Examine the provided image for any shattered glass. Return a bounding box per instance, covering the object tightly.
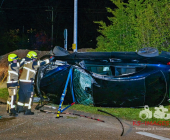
[73,68,94,106]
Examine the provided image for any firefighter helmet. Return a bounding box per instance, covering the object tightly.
[8,54,18,62]
[27,51,37,59]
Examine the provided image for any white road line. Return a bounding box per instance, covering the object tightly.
[0,121,27,134]
[136,132,170,140]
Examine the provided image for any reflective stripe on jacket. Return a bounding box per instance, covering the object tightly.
[19,59,49,82]
[7,59,25,83]
[7,62,19,83]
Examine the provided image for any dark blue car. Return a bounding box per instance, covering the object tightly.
[36,47,170,107]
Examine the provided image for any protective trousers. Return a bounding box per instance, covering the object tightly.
[17,81,34,111]
[6,85,17,113]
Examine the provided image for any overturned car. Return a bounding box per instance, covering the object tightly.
[35,47,170,107]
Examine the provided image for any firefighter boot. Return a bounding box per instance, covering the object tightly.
[7,110,12,116]
[17,106,24,113]
[24,109,34,115]
[10,108,18,117]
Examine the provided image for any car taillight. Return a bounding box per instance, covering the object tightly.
[167,62,170,65]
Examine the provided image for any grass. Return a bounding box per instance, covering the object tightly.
[1,88,170,125]
[49,103,170,126]
[0,88,8,100]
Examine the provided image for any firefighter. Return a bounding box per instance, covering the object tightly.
[6,53,25,116]
[17,51,53,115]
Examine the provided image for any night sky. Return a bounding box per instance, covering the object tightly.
[0,0,115,53]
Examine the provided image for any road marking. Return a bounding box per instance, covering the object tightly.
[136,132,170,140]
[0,121,27,134]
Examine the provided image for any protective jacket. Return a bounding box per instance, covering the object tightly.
[7,58,25,84]
[19,58,49,83]
[7,62,19,84]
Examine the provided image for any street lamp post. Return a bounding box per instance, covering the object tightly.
[72,0,78,52]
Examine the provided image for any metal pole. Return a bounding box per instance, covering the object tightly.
[51,7,54,48]
[73,0,78,52]
[64,29,68,50]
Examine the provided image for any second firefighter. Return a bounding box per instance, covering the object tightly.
[17,51,52,115]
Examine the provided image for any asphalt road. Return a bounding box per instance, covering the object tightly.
[0,104,170,140]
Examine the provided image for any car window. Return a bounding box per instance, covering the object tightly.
[87,65,112,76]
[115,67,136,76]
[111,66,145,76]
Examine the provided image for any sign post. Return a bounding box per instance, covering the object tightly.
[64,29,68,50]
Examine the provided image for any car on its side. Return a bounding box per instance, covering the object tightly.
[35,47,170,107]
